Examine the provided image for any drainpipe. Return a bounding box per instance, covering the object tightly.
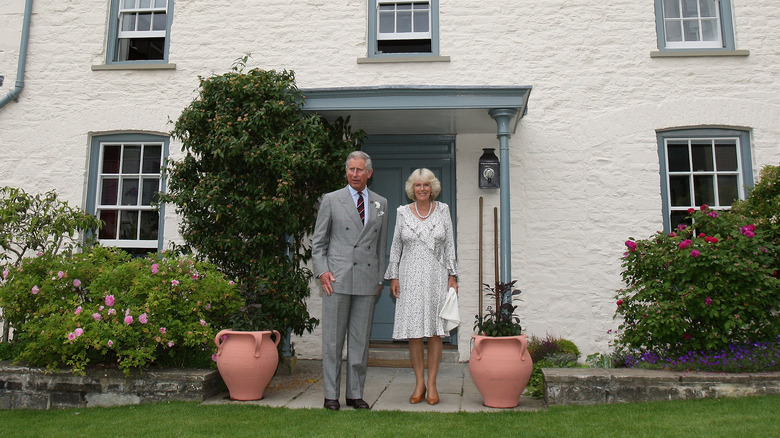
[0,0,34,109]
[489,108,518,285]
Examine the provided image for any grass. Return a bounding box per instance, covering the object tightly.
[1,395,778,438]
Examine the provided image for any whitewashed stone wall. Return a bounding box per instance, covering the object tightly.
[1,1,778,361]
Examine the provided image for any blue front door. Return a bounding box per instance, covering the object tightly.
[362,135,457,343]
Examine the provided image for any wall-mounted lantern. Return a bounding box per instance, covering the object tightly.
[478,148,500,189]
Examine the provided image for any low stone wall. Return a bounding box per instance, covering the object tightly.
[0,361,221,410]
[543,368,780,406]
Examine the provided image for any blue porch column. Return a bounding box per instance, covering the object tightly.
[488,108,518,284]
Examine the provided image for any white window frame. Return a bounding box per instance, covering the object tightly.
[655,0,735,51]
[107,0,173,64]
[87,134,168,253]
[377,1,432,41]
[368,0,440,57]
[657,128,753,231]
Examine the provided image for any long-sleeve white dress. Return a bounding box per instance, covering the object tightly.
[384,202,458,339]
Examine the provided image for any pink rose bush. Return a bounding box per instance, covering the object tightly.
[0,246,242,376]
[615,199,779,359]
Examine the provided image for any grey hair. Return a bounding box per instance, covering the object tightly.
[405,168,441,200]
[345,151,373,172]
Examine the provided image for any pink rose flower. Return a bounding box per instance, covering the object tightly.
[705,297,713,306]
[92,313,101,321]
[679,239,692,249]
[616,299,623,306]
[687,208,695,214]
[205,303,211,310]
[124,315,133,325]
[700,204,708,211]
[108,308,116,315]
[211,354,218,362]
[108,340,114,347]
[139,313,148,324]
[151,263,160,274]
[31,285,39,295]
[200,319,207,327]
[624,240,637,252]
[171,280,179,286]
[708,211,718,218]
[74,328,83,337]
[105,295,115,307]
[57,271,64,278]
[160,327,167,334]
[690,249,700,258]
[168,341,175,347]
[677,224,687,231]
[2,269,8,279]
[683,333,691,340]
[73,279,81,287]
[75,306,82,315]
[67,332,76,341]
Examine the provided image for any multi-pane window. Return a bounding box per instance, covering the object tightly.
[88,135,167,255]
[377,2,431,53]
[655,0,734,50]
[108,0,172,63]
[663,0,721,48]
[368,0,439,56]
[658,129,753,230]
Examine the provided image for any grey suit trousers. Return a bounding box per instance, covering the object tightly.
[321,292,377,400]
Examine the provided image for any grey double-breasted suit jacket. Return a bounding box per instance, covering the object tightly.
[312,187,388,295]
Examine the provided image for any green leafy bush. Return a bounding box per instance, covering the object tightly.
[526,334,581,398]
[474,281,523,337]
[0,246,243,375]
[160,59,361,341]
[615,164,779,358]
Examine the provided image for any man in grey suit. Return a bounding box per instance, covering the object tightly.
[312,151,388,410]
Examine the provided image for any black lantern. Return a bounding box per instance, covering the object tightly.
[478,148,499,189]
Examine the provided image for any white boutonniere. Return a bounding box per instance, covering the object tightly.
[373,201,384,216]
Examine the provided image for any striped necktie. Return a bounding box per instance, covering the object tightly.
[357,191,365,224]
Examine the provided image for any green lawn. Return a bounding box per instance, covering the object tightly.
[1,395,778,437]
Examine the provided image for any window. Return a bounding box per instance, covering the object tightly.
[657,128,753,231]
[368,0,440,57]
[87,134,168,255]
[107,0,173,63]
[655,0,735,50]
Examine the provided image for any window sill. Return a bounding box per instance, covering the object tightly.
[91,63,177,71]
[357,55,451,64]
[650,49,749,58]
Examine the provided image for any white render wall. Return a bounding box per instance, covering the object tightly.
[1,1,779,361]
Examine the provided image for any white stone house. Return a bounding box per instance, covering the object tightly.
[1,0,778,361]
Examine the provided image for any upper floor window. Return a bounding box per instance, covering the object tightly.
[655,0,735,51]
[657,128,753,231]
[368,0,440,57]
[107,0,173,63]
[87,134,168,255]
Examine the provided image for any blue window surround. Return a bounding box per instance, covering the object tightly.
[105,0,174,65]
[367,0,440,58]
[657,127,753,232]
[87,133,168,252]
[654,0,736,51]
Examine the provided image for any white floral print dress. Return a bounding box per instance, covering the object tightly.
[384,202,458,339]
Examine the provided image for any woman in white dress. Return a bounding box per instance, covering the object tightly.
[384,168,458,405]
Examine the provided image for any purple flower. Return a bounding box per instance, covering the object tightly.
[92,312,101,321]
[139,313,148,324]
[124,315,133,325]
[2,269,8,279]
[705,297,713,306]
[31,285,39,295]
[105,295,115,307]
[690,249,700,258]
[74,328,83,337]
[73,279,81,287]
[200,319,207,327]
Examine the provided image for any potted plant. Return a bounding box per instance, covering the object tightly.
[469,280,533,408]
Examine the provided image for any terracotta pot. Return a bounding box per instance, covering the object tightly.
[469,334,533,408]
[214,329,281,400]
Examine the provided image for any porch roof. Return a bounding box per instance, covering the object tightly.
[302,85,532,135]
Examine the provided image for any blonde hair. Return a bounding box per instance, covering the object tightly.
[405,168,441,200]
